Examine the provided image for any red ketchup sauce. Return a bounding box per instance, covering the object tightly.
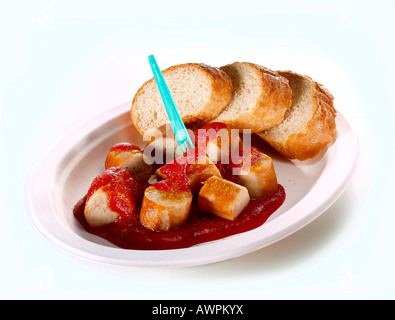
[73,124,286,250]
[156,147,208,191]
[109,142,141,153]
[74,184,285,250]
[84,167,144,225]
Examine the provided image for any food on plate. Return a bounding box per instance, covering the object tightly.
[155,148,222,194]
[195,122,243,164]
[105,143,152,182]
[198,176,250,221]
[143,126,184,167]
[211,62,293,132]
[73,59,338,250]
[257,70,336,160]
[84,188,118,227]
[230,147,278,198]
[74,122,286,249]
[83,167,141,227]
[183,156,222,194]
[130,62,336,161]
[140,180,193,231]
[131,63,233,136]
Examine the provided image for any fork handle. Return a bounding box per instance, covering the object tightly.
[148,55,194,149]
[148,55,176,122]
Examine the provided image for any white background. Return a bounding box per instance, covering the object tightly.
[1,0,394,299]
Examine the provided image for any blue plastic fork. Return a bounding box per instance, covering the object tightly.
[148,55,194,154]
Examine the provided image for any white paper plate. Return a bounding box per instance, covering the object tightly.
[26,101,359,267]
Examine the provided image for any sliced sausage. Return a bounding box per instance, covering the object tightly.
[198,176,250,221]
[140,180,193,232]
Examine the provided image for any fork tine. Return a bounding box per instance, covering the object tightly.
[180,140,192,154]
[186,140,193,151]
[179,143,187,154]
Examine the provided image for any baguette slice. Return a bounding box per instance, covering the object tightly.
[131,63,233,136]
[210,62,292,133]
[257,71,336,160]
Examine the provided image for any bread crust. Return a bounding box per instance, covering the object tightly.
[258,71,336,160]
[131,63,233,136]
[183,63,233,128]
[131,61,336,160]
[214,62,292,133]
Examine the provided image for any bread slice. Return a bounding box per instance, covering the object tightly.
[131,63,233,136]
[257,70,336,160]
[210,62,292,133]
